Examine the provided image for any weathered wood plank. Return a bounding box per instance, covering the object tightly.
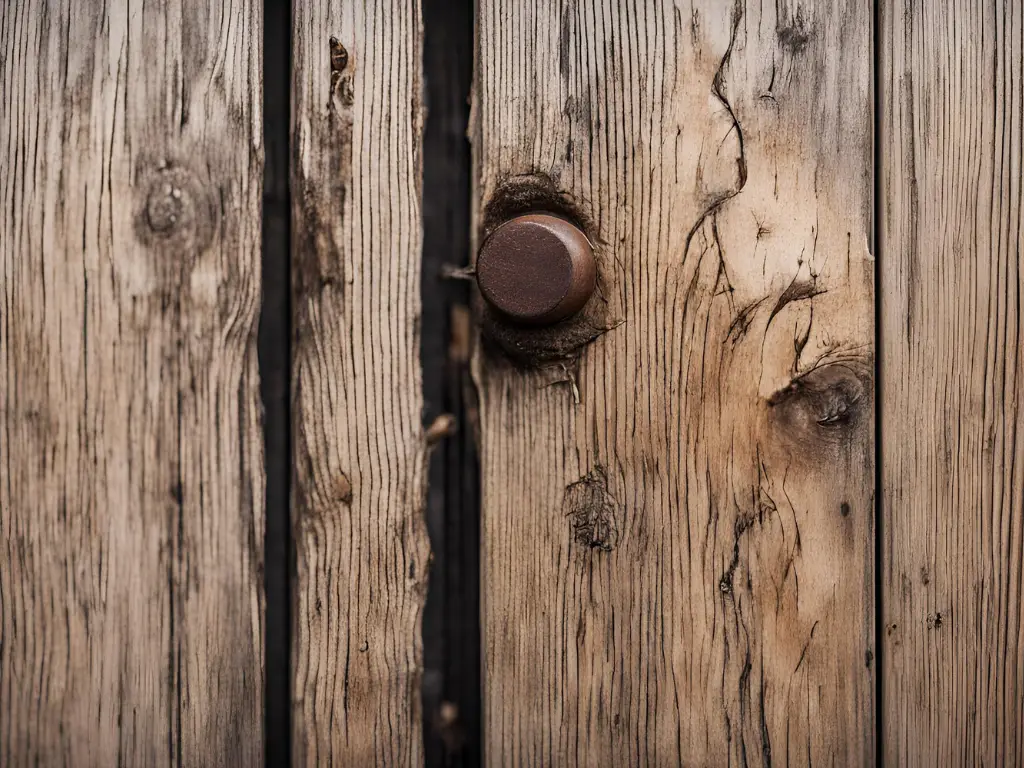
[0,1,264,765]
[881,1,1024,764]
[290,1,430,764]
[473,1,874,763]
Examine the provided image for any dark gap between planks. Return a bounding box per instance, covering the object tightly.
[421,0,481,765]
[259,0,293,763]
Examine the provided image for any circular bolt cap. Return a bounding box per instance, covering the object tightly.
[476,213,596,325]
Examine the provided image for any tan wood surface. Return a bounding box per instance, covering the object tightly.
[881,1,1024,764]
[473,1,875,763]
[290,1,430,764]
[0,0,265,765]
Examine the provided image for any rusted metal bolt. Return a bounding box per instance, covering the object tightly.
[476,213,596,325]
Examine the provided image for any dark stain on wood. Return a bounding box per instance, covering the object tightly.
[480,173,594,240]
[330,36,349,73]
[134,161,217,259]
[478,303,611,367]
[777,9,813,54]
[329,37,355,105]
[292,46,354,323]
[766,361,872,458]
[558,4,572,83]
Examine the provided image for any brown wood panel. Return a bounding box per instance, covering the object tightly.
[290,1,430,763]
[0,1,264,765]
[881,1,1024,764]
[473,1,875,763]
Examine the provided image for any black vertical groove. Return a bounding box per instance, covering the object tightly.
[421,0,480,766]
[260,0,292,764]
[873,0,885,765]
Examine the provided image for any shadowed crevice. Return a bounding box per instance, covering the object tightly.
[421,0,480,765]
[259,0,292,763]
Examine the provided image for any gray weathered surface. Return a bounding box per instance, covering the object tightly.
[473,1,875,763]
[290,1,430,764]
[0,0,265,765]
[881,1,1024,764]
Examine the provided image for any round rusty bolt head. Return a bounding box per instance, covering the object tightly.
[476,213,596,325]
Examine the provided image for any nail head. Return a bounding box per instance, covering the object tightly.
[476,213,596,325]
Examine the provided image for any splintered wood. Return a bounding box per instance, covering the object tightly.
[1,0,264,765]
[474,2,874,763]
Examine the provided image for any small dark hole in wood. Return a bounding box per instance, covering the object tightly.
[329,37,349,72]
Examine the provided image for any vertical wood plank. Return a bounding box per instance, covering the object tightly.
[473,1,875,763]
[0,0,264,765]
[290,1,430,764]
[881,1,1024,764]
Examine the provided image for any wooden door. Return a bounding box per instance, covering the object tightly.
[3,1,1023,766]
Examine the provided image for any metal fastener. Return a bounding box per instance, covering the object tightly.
[475,213,596,325]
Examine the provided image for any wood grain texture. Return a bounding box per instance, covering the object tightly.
[290,1,430,764]
[473,1,874,764]
[881,1,1024,764]
[0,0,264,765]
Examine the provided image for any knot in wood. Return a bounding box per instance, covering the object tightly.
[146,181,186,233]
[137,165,216,255]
